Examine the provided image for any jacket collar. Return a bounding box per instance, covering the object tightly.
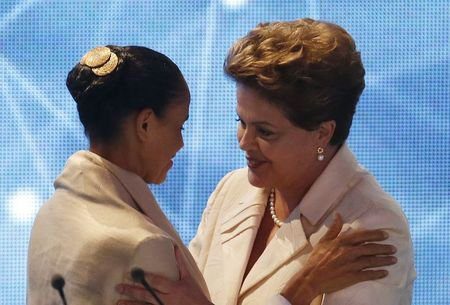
[217,179,311,300]
[299,144,367,226]
[68,151,184,245]
[219,144,368,299]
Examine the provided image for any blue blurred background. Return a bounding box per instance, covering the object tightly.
[0,0,449,304]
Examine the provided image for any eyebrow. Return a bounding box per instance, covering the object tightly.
[237,115,275,128]
[253,121,275,127]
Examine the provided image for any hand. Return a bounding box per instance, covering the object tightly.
[281,214,397,305]
[116,246,212,305]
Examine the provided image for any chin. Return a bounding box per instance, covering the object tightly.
[150,175,167,185]
[247,169,269,188]
[148,161,173,184]
[144,172,168,185]
[151,179,165,185]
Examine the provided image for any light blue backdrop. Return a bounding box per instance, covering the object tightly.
[0,0,449,304]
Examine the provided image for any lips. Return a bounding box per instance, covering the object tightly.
[246,156,267,169]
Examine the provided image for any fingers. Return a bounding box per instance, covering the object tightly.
[144,273,172,294]
[117,300,154,305]
[126,270,174,294]
[350,255,397,271]
[320,213,343,242]
[352,243,396,257]
[340,229,389,245]
[174,245,190,280]
[353,269,389,282]
[116,284,157,304]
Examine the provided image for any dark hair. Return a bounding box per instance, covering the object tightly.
[225,18,365,146]
[66,45,186,143]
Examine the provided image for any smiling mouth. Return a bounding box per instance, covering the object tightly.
[246,157,267,169]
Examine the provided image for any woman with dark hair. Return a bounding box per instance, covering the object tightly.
[28,44,397,305]
[27,45,208,305]
[117,19,414,305]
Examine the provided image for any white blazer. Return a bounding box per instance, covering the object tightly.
[190,144,415,305]
[27,151,209,305]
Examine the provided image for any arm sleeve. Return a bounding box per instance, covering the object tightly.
[323,281,413,305]
[324,206,416,305]
[189,171,235,268]
[128,235,179,281]
[104,234,179,305]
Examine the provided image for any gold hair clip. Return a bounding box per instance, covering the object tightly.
[80,46,118,76]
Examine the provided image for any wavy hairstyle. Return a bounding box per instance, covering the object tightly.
[225,18,365,145]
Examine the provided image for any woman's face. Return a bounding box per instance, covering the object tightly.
[140,89,190,184]
[236,84,321,191]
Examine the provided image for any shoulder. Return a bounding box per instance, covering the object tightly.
[206,167,260,211]
[215,167,249,191]
[130,235,178,280]
[32,187,171,258]
[334,172,416,288]
[193,168,258,235]
[344,172,410,232]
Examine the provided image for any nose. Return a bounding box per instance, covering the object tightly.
[238,126,255,151]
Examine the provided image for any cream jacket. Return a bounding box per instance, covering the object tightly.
[190,144,415,305]
[27,151,209,305]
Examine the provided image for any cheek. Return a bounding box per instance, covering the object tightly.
[260,141,306,166]
[175,131,184,151]
[236,126,243,141]
[257,140,278,159]
[166,130,181,152]
[282,147,315,170]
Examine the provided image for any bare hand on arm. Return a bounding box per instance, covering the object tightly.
[281,214,397,305]
[115,214,396,305]
[115,246,212,305]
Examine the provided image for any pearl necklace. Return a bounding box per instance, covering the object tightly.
[268,188,283,227]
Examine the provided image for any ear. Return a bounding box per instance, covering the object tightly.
[316,120,336,147]
[135,108,154,141]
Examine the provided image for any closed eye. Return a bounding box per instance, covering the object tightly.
[236,117,246,128]
[257,127,274,137]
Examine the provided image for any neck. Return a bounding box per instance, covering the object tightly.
[90,140,140,175]
[275,145,339,215]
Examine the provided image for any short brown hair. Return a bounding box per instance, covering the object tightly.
[225,18,365,145]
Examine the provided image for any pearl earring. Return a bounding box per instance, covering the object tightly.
[317,147,325,161]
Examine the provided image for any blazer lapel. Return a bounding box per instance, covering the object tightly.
[240,144,367,298]
[219,187,267,305]
[239,205,310,297]
[89,153,183,244]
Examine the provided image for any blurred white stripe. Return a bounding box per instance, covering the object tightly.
[0,0,39,31]
[184,0,218,214]
[0,73,52,182]
[0,55,77,127]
